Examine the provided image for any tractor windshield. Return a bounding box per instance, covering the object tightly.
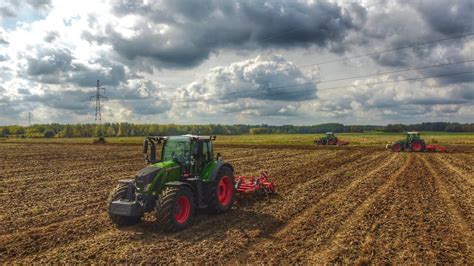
[162,137,191,162]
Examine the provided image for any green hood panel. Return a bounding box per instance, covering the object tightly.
[146,160,181,195]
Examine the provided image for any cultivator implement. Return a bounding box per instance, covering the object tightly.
[336,140,349,146]
[426,144,447,152]
[235,171,275,195]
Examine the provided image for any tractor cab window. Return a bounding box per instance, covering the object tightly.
[194,140,211,162]
[162,138,191,162]
[202,141,209,161]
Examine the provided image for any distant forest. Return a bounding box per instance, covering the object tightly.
[0,122,473,138]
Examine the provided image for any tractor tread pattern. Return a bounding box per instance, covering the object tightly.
[208,166,235,214]
[107,184,141,227]
[156,186,194,232]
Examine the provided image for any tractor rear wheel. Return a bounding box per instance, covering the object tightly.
[317,139,324,145]
[208,166,235,213]
[391,143,402,152]
[107,184,142,227]
[410,140,425,152]
[156,186,195,232]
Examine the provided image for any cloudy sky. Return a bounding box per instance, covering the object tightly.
[0,0,473,126]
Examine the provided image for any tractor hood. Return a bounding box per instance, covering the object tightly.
[135,160,180,193]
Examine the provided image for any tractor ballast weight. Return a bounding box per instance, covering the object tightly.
[388,132,446,152]
[107,134,274,231]
[315,132,349,146]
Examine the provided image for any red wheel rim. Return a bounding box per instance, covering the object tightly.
[392,144,401,152]
[217,176,233,206]
[328,140,336,145]
[411,142,423,152]
[174,196,191,224]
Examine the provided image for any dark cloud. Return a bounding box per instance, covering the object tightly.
[410,0,474,35]
[22,88,91,112]
[407,97,469,105]
[85,0,358,69]
[25,46,73,77]
[0,54,9,61]
[44,31,59,43]
[0,0,52,18]
[0,7,16,19]
[22,45,126,87]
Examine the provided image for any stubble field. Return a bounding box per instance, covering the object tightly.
[0,142,473,264]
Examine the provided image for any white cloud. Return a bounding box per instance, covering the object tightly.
[0,0,473,125]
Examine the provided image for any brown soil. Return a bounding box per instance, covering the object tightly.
[0,143,472,264]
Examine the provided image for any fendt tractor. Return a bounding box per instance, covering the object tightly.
[387,132,446,152]
[315,132,349,146]
[107,135,274,231]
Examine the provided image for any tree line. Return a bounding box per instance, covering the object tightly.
[0,122,472,138]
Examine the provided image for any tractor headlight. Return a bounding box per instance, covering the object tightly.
[135,166,161,190]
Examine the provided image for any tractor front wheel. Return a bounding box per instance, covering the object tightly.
[391,143,402,152]
[107,184,142,227]
[156,186,195,232]
[208,166,235,213]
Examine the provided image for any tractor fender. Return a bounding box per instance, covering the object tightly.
[209,161,234,182]
[164,181,196,195]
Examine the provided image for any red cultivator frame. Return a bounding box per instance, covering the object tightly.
[235,171,275,195]
[426,144,447,152]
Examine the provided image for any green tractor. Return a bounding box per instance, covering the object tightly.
[315,132,349,146]
[388,132,426,152]
[107,135,235,231]
[388,132,447,152]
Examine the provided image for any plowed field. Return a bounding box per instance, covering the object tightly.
[0,143,473,264]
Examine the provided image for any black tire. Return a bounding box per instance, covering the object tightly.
[107,184,142,227]
[156,186,195,232]
[208,166,235,213]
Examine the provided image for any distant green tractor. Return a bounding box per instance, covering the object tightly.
[315,132,349,146]
[388,132,446,152]
[107,135,235,231]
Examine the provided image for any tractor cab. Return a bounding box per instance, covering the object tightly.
[325,132,337,142]
[406,132,421,142]
[143,135,217,177]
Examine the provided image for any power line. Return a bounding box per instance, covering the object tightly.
[222,59,474,97]
[211,32,474,85]
[108,71,473,104]
[180,71,473,102]
[155,32,474,92]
